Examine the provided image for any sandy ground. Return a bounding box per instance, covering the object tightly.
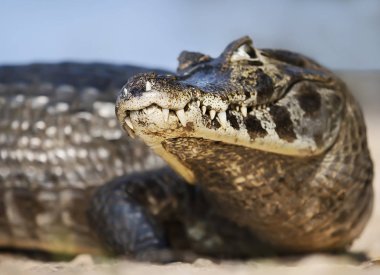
[0,71,379,274]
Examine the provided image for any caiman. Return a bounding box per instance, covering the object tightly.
[0,37,373,260]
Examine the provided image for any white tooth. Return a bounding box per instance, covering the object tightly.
[209,109,216,120]
[123,87,128,96]
[241,106,247,117]
[162,108,169,122]
[196,100,201,107]
[146,81,152,91]
[176,109,187,127]
[124,126,136,138]
[125,116,134,130]
[202,105,207,115]
[235,106,240,111]
[217,111,227,128]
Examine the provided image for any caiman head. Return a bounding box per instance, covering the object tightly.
[116,36,344,183]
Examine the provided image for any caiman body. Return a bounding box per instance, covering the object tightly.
[0,37,374,259]
[0,63,165,254]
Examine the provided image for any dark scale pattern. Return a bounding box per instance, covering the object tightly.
[254,68,275,103]
[245,115,267,139]
[269,105,297,142]
[226,111,240,130]
[296,82,322,117]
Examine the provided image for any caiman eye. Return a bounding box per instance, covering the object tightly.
[177,51,211,74]
[231,44,257,61]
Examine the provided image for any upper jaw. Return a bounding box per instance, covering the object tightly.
[115,74,262,136]
[116,92,228,136]
[116,85,260,139]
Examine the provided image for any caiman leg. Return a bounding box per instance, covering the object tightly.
[89,168,274,260]
[88,168,192,258]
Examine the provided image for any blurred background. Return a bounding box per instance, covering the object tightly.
[0,0,379,70]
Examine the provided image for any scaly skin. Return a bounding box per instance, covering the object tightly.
[0,63,167,255]
[116,36,373,253]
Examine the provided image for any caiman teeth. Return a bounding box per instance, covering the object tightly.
[125,116,134,130]
[176,109,187,126]
[126,100,261,130]
[241,105,247,117]
[162,108,169,122]
[209,109,216,120]
[217,111,227,128]
[202,105,207,115]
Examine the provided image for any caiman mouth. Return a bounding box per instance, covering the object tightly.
[116,78,271,139]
